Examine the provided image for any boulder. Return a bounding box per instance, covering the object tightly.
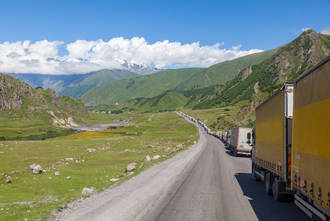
[152,155,161,160]
[176,144,183,149]
[87,148,96,153]
[5,176,11,184]
[65,158,74,161]
[30,164,43,174]
[66,176,71,180]
[110,178,120,182]
[54,171,60,176]
[144,155,151,162]
[125,162,137,172]
[127,171,135,176]
[81,187,96,196]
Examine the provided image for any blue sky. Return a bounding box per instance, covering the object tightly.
[0,0,329,74]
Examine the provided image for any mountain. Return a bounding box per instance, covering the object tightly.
[10,69,138,97]
[193,29,330,125]
[60,69,137,97]
[81,50,274,105]
[10,73,88,93]
[90,30,330,123]
[120,61,160,75]
[176,50,276,90]
[0,74,88,140]
[81,68,205,105]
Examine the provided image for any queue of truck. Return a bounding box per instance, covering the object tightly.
[178,56,330,220]
[251,56,330,220]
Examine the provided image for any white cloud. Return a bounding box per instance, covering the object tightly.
[321,27,330,35]
[0,37,262,74]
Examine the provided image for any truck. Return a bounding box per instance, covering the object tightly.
[229,127,253,156]
[251,56,330,220]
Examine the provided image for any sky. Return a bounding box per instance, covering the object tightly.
[0,0,329,74]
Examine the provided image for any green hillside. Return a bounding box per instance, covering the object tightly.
[81,50,274,105]
[0,74,88,140]
[177,50,276,90]
[92,30,330,132]
[81,68,205,105]
[191,30,330,128]
[60,69,138,98]
[90,85,220,113]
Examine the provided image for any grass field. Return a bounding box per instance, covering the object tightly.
[184,106,245,131]
[0,112,198,221]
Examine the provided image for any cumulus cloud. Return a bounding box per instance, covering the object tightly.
[321,27,330,35]
[0,37,262,74]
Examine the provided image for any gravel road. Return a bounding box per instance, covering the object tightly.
[53,119,310,221]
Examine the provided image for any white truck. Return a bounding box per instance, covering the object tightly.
[229,127,253,156]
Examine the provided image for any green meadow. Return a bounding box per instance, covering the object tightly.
[0,112,198,221]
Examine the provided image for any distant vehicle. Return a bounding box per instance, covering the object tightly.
[225,130,231,149]
[252,56,330,220]
[229,127,253,156]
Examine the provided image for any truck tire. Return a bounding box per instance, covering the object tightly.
[272,178,289,202]
[265,172,273,195]
[252,163,260,181]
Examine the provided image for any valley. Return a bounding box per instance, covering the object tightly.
[0,112,198,220]
[0,28,329,221]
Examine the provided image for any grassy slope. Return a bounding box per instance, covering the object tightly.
[81,68,205,105]
[60,69,138,98]
[178,50,276,90]
[195,31,330,109]
[90,85,220,113]
[0,74,88,140]
[0,112,198,221]
[81,51,274,106]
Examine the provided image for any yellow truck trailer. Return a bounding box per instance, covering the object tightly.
[252,56,330,220]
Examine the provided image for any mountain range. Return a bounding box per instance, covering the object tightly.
[3,29,329,131]
[91,30,330,128]
[81,50,275,105]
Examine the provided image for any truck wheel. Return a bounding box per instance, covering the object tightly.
[272,178,286,201]
[252,163,260,181]
[265,172,272,195]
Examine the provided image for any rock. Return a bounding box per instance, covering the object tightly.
[152,155,161,160]
[194,141,197,144]
[29,163,37,170]
[146,145,154,148]
[176,144,183,149]
[81,187,96,196]
[30,164,43,174]
[65,158,74,161]
[124,149,129,152]
[127,171,135,176]
[66,176,71,180]
[5,176,11,183]
[144,155,151,162]
[54,171,60,176]
[110,178,120,182]
[87,148,96,153]
[165,147,171,153]
[125,162,137,172]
